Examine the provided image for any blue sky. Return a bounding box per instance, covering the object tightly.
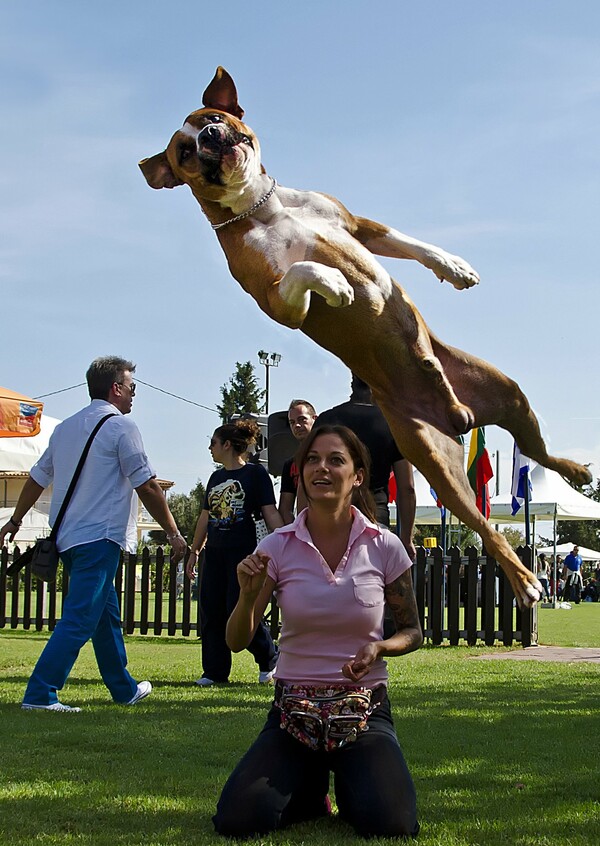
[2,1,599,499]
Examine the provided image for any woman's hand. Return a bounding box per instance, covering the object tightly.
[186,550,198,581]
[341,642,382,682]
[237,552,270,599]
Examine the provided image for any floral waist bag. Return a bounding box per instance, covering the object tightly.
[274,682,383,752]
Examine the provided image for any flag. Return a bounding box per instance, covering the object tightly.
[0,388,43,438]
[388,471,396,503]
[430,486,446,518]
[511,443,534,515]
[467,427,493,518]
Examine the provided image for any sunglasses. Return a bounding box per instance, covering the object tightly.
[116,381,136,396]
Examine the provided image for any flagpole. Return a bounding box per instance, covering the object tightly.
[440,508,446,554]
[523,466,531,546]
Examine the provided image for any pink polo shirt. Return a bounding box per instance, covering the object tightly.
[257,506,412,688]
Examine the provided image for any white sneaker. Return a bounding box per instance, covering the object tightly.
[258,669,275,684]
[126,681,152,705]
[21,702,81,713]
[195,677,216,687]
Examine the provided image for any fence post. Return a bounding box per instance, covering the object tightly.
[464,546,479,646]
[140,547,151,635]
[447,546,461,645]
[0,546,7,629]
[181,550,192,637]
[154,546,164,635]
[167,552,177,637]
[414,547,427,638]
[516,545,536,647]
[482,554,497,645]
[124,551,137,634]
[10,546,22,628]
[430,547,444,645]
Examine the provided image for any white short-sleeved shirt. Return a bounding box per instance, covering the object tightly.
[258,506,412,688]
[30,400,155,554]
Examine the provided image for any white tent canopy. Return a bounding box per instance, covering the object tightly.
[0,414,60,472]
[536,543,600,562]
[0,506,50,541]
[489,464,600,523]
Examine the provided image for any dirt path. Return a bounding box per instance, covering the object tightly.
[475,646,600,663]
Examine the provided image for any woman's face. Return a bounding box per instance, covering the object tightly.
[302,433,363,506]
[209,434,226,464]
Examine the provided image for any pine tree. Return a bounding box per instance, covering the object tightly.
[216,361,264,423]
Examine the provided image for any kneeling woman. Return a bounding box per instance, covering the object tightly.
[214,425,423,839]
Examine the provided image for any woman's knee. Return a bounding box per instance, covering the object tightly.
[344,803,419,839]
[213,782,281,837]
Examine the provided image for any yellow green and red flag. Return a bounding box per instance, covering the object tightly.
[467,427,494,518]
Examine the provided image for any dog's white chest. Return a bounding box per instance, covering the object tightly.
[242,190,392,299]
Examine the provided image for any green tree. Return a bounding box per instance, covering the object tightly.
[216,361,264,423]
[148,479,206,545]
[500,526,526,550]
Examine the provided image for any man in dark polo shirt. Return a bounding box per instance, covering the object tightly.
[316,375,416,559]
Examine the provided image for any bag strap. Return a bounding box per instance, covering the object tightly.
[49,413,117,539]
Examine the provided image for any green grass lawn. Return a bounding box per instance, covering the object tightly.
[537,600,600,647]
[0,606,598,846]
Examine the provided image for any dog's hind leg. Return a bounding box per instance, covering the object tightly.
[498,384,592,487]
[380,413,542,608]
[431,341,592,487]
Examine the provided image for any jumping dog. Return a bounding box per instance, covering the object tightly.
[140,67,591,607]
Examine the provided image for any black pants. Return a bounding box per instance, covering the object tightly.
[563,573,581,604]
[213,691,418,839]
[199,545,277,682]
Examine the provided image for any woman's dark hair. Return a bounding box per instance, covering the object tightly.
[214,419,260,455]
[296,424,378,522]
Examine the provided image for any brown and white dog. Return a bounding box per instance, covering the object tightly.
[140,67,591,608]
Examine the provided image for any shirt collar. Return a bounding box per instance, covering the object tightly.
[278,505,381,544]
[90,398,123,416]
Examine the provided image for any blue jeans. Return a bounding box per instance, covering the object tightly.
[213,691,419,838]
[23,540,138,706]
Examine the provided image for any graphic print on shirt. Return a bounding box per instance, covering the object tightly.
[207,478,246,530]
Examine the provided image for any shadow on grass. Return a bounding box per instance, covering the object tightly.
[2,638,599,845]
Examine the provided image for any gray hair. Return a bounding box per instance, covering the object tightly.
[86,356,136,400]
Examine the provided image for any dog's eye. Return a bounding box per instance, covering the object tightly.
[178,146,193,164]
[209,114,222,122]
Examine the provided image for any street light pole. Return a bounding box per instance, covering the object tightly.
[257,350,281,414]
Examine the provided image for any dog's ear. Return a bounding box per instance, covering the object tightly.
[202,66,245,119]
[139,153,183,190]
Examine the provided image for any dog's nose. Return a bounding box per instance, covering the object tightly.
[199,124,223,142]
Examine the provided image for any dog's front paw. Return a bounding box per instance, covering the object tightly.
[434,253,480,291]
[322,271,355,308]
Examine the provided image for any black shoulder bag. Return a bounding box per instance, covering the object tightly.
[7,413,116,582]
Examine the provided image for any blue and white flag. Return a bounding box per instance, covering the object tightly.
[430,486,446,518]
[511,443,534,515]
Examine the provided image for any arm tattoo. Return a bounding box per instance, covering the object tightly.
[385,571,420,633]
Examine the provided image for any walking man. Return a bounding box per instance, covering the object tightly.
[562,545,583,604]
[0,356,187,711]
